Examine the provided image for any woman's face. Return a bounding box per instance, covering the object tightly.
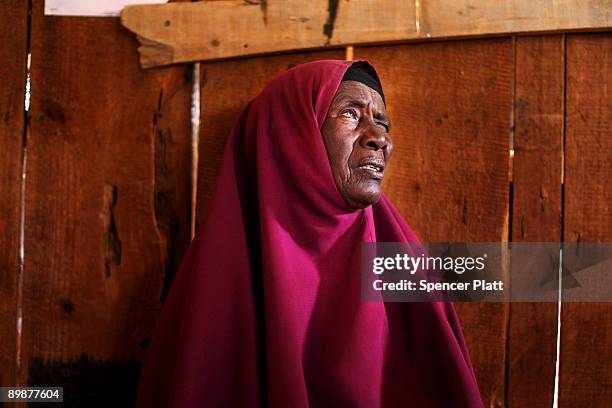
[321,80,393,210]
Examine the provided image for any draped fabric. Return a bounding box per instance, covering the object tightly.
[136,60,483,407]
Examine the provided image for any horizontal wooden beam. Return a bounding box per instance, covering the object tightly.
[120,0,612,68]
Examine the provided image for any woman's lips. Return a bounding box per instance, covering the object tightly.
[359,166,384,180]
[357,159,385,180]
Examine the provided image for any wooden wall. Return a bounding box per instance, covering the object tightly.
[1,1,610,406]
[0,0,28,391]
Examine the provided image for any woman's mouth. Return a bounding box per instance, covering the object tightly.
[357,159,385,180]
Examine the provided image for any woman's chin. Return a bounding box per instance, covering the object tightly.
[343,185,382,209]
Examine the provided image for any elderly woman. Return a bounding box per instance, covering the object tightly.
[136,60,482,407]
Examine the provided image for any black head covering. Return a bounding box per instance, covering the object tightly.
[341,62,386,104]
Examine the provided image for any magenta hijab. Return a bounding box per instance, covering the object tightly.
[136,60,482,407]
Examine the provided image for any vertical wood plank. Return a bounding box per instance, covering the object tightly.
[19,1,192,404]
[560,33,612,406]
[0,0,28,388]
[196,50,345,224]
[508,35,564,408]
[355,39,513,407]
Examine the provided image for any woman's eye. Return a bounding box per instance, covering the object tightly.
[377,122,389,132]
[340,109,358,120]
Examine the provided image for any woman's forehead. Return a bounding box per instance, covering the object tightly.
[332,81,387,116]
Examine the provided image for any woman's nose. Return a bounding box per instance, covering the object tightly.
[360,124,391,152]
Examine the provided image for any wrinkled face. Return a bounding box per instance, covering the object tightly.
[321,80,393,210]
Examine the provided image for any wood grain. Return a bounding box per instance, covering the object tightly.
[19,1,192,404]
[422,0,612,38]
[196,49,344,225]
[120,0,612,68]
[0,0,28,388]
[354,39,513,407]
[507,35,564,408]
[560,33,612,406]
[122,0,415,68]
